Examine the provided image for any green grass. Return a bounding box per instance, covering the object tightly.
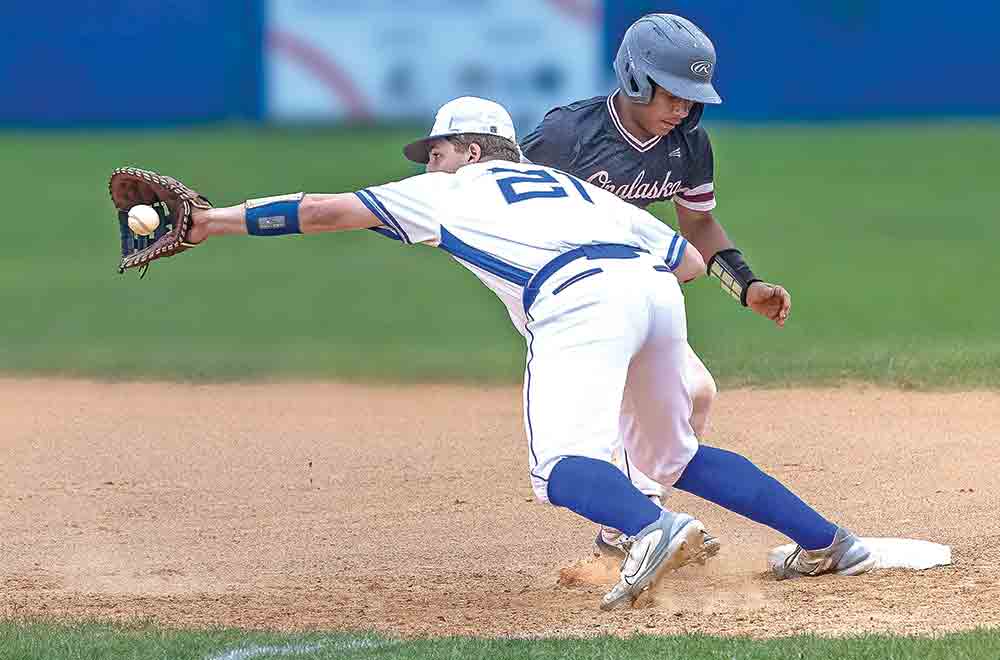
[1,121,998,386]
[1,622,999,660]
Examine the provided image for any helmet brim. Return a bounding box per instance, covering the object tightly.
[403,137,436,164]
[650,70,722,105]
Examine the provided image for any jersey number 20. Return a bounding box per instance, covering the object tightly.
[490,167,593,205]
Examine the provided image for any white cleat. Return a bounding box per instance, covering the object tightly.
[595,526,721,563]
[600,511,715,611]
[771,527,876,580]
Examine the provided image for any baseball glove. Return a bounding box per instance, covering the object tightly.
[109,167,212,276]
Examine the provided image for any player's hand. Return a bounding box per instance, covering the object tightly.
[746,281,791,328]
[186,208,211,245]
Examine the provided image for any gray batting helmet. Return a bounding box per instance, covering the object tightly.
[614,14,722,105]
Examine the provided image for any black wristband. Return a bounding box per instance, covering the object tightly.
[707,248,761,307]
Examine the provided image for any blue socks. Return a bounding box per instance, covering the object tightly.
[545,447,838,551]
[674,445,837,550]
[547,456,661,536]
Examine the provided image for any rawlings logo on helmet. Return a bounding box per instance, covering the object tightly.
[690,60,713,78]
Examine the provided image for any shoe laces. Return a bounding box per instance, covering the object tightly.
[783,545,804,573]
[618,534,641,571]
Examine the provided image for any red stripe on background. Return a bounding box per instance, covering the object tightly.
[679,191,715,203]
[268,30,373,120]
[545,0,599,25]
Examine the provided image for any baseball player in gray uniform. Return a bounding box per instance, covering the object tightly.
[521,14,793,557]
[170,97,872,610]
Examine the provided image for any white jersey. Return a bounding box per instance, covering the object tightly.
[361,160,701,504]
[358,161,688,333]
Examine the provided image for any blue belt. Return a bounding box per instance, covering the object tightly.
[523,243,646,312]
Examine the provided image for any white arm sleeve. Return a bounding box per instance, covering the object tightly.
[356,173,456,246]
[626,206,689,271]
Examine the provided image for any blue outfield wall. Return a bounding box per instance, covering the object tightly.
[1,1,997,125]
[0,1,264,126]
[604,1,1000,120]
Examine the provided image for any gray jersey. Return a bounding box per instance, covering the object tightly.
[520,91,716,212]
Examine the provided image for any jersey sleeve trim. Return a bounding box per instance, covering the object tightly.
[665,233,680,268]
[679,182,714,197]
[674,197,717,212]
[666,237,689,271]
[356,189,412,244]
[675,182,716,212]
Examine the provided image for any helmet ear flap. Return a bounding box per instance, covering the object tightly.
[624,63,641,95]
[614,33,653,104]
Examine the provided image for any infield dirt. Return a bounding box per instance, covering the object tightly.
[1,379,998,637]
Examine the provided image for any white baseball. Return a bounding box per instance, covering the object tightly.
[127,204,160,236]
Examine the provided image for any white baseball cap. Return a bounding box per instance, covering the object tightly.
[404,96,517,164]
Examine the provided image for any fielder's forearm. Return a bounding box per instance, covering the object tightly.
[195,193,379,239]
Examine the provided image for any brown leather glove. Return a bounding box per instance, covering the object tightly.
[109,167,212,275]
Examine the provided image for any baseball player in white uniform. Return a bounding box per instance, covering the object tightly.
[402,99,703,554]
[182,97,873,609]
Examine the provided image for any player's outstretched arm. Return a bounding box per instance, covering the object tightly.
[187,193,379,244]
[108,167,399,275]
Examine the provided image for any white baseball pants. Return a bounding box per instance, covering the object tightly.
[523,252,699,503]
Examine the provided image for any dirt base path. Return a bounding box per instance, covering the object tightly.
[1,379,998,638]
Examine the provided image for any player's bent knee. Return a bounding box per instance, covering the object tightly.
[689,373,717,437]
[628,439,699,491]
[691,371,718,407]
